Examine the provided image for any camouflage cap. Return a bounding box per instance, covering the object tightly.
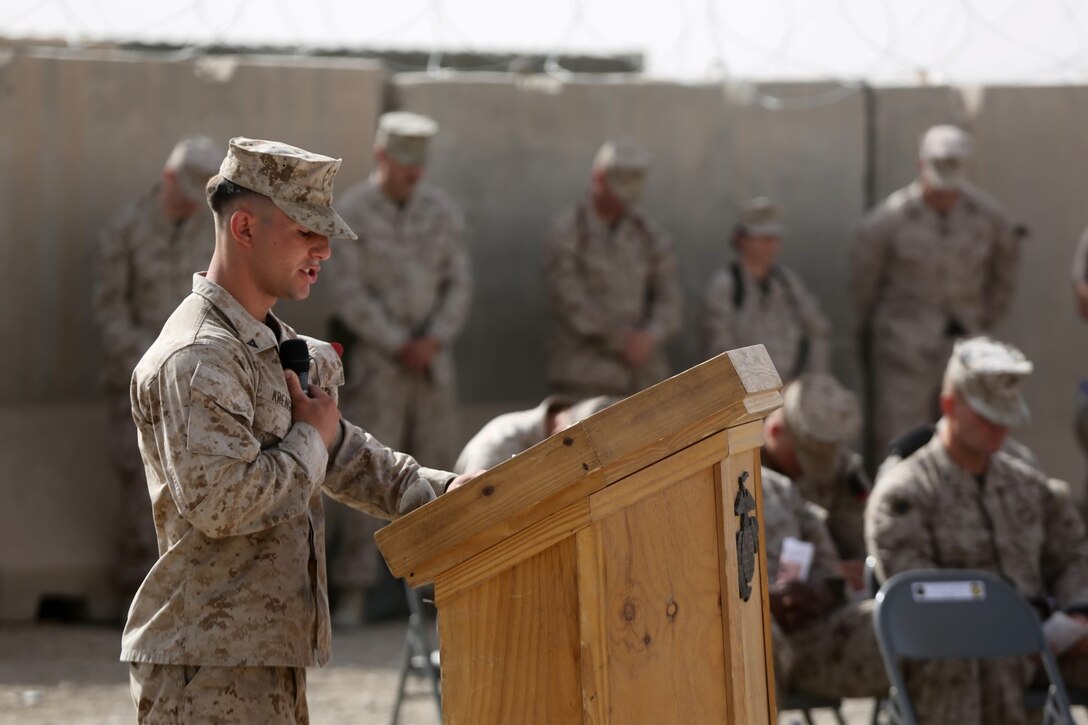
[919,125,973,161]
[738,197,784,238]
[782,374,861,482]
[218,137,357,240]
[164,135,222,204]
[593,138,650,173]
[375,111,438,167]
[593,139,649,206]
[945,336,1033,427]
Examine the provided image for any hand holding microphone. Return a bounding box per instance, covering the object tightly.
[280,339,340,448]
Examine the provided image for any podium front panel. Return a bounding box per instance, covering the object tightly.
[590,462,729,723]
[438,536,583,724]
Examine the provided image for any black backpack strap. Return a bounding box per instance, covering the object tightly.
[730,262,745,309]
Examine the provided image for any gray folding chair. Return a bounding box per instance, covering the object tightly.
[780,690,846,725]
[872,569,1074,725]
[390,581,442,725]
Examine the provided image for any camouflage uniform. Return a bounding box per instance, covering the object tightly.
[543,198,681,396]
[791,447,871,561]
[761,468,887,699]
[129,662,307,724]
[327,176,470,594]
[703,263,830,379]
[852,180,1022,453]
[453,395,616,474]
[94,174,216,597]
[767,373,871,561]
[454,396,571,474]
[331,177,469,466]
[866,437,1088,724]
[122,276,452,697]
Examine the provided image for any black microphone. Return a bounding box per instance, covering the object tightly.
[279,339,311,391]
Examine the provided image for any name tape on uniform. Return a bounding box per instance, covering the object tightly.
[911,580,986,602]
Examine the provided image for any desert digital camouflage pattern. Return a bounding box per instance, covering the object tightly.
[93,186,216,594]
[761,469,887,699]
[791,447,871,561]
[543,199,681,396]
[330,177,470,467]
[129,662,307,724]
[780,374,870,559]
[326,177,469,591]
[219,137,356,240]
[852,181,1022,451]
[702,263,830,379]
[93,188,215,392]
[866,437,1088,724]
[121,275,452,667]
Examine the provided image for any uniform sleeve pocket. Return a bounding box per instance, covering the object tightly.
[186,361,259,460]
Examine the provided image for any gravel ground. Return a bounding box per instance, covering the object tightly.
[4,622,1083,724]
[0,622,443,725]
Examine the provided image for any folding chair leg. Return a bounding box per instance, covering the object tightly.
[389,636,414,725]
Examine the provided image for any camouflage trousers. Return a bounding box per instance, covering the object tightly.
[869,334,956,458]
[129,662,307,724]
[329,363,458,591]
[886,653,1088,725]
[897,657,1035,724]
[109,395,158,600]
[773,599,888,699]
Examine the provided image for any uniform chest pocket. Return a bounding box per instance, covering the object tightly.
[253,386,292,445]
[186,362,261,461]
[890,228,934,272]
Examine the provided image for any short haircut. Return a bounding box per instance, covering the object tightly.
[205,174,263,217]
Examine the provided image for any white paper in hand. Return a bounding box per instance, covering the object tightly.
[1043,611,1088,656]
[778,537,815,583]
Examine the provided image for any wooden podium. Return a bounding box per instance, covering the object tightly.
[376,346,783,724]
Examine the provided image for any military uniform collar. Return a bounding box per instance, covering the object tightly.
[367,173,422,217]
[191,273,283,352]
[580,194,642,235]
[906,180,980,217]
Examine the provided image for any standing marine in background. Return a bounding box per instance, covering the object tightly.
[92,135,221,605]
[327,111,471,624]
[852,124,1025,459]
[543,138,682,397]
[702,196,831,380]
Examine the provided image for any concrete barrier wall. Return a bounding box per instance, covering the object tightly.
[0,48,385,404]
[0,49,385,618]
[968,86,1088,487]
[3,48,1087,618]
[394,77,867,397]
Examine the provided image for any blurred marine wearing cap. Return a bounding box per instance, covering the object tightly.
[866,336,1088,725]
[93,135,222,607]
[702,197,832,381]
[543,138,682,397]
[852,124,1028,460]
[326,111,472,625]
